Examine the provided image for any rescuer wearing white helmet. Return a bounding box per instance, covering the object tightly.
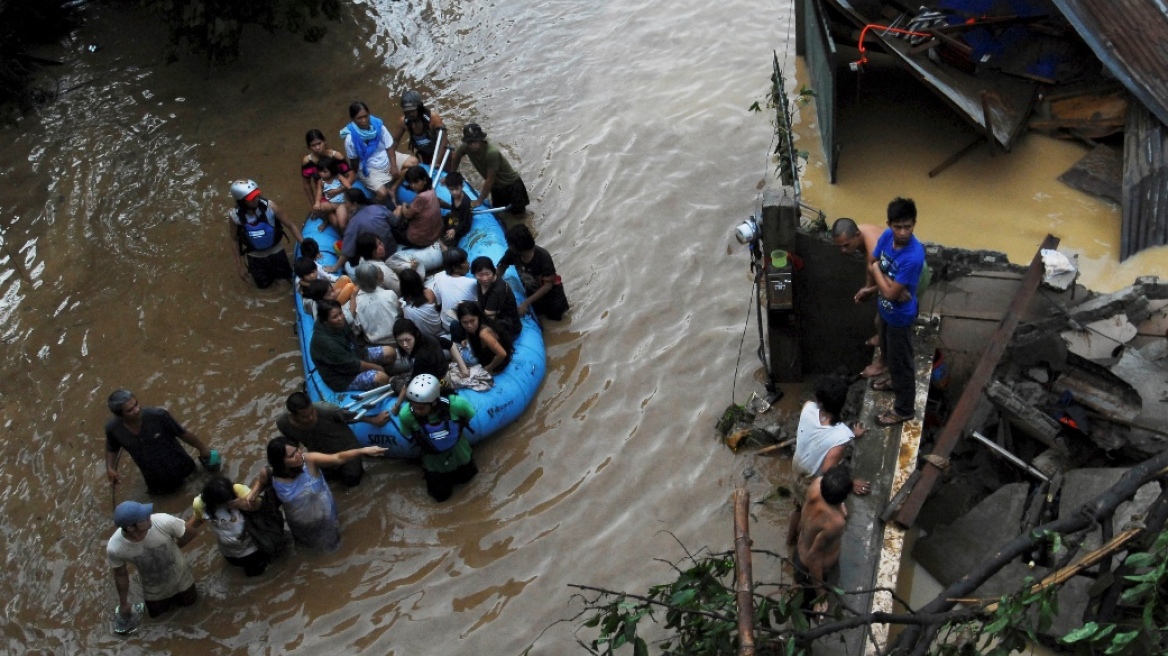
[227,179,303,288]
[397,373,479,501]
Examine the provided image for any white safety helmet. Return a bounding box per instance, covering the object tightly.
[406,374,441,404]
[230,179,260,202]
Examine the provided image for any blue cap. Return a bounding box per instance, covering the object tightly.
[113,501,153,528]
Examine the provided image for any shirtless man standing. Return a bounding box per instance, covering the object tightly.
[794,465,853,613]
[831,217,908,379]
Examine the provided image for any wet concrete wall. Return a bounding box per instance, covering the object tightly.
[793,230,877,375]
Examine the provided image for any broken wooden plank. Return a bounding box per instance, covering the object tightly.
[929,136,985,178]
[984,380,1067,454]
[893,234,1060,529]
[1058,144,1123,203]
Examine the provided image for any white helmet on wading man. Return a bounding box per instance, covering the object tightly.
[229,179,261,202]
[406,374,441,404]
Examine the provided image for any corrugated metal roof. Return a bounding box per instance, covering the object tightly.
[1121,103,1168,260]
[1052,0,1168,127]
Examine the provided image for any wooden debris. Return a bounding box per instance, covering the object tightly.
[984,380,1066,454]
[1058,144,1123,203]
[733,489,755,656]
[894,235,1059,529]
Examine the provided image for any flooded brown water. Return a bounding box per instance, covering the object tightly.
[0,2,1152,653]
[0,2,792,653]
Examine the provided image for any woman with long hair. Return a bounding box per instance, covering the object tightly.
[252,437,386,551]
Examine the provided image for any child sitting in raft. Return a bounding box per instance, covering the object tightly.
[497,224,570,321]
[301,129,353,209]
[294,256,355,305]
[438,171,473,248]
[311,155,351,230]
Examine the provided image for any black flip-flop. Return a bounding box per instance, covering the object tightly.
[870,378,894,392]
[876,410,913,427]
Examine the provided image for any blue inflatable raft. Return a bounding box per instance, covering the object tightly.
[293,173,545,458]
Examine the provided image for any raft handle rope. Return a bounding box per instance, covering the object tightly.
[850,24,933,71]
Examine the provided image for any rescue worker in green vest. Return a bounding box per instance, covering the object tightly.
[397,374,478,502]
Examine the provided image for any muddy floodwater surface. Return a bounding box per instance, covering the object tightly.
[0,1,1160,653]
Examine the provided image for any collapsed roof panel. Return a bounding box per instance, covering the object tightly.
[1050,0,1168,127]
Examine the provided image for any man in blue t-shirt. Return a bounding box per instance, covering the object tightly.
[869,198,925,427]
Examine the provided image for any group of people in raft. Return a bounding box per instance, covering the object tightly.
[106,91,570,629]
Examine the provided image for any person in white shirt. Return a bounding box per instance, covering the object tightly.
[107,501,200,622]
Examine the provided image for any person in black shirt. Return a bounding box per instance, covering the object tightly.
[497,224,570,321]
[104,390,218,495]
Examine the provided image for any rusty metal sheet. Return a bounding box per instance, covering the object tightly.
[1051,0,1168,128]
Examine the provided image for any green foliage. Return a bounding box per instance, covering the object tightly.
[139,0,343,63]
[577,550,811,656]
[572,529,1168,656]
[715,404,749,438]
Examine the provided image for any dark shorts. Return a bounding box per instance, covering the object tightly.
[532,284,570,321]
[225,550,271,577]
[423,459,478,502]
[491,177,529,215]
[247,250,293,289]
[145,583,197,618]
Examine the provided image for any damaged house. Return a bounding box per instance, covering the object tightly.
[796,0,1168,258]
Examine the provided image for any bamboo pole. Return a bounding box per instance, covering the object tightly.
[949,527,1142,610]
[733,489,756,656]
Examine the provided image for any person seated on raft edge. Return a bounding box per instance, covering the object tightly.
[455,301,512,375]
[309,298,396,392]
[310,155,352,231]
[397,373,478,503]
[347,261,401,348]
[392,165,444,250]
[302,128,354,209]
[785,373,871,549]
[497,223,570,321]
[390,90,447,173]
[327,188,398,275]
[438,172,473,249]
[294,256,355,305]
[390,317,469,415]
[471,256,521,342]
[342,101,405,205]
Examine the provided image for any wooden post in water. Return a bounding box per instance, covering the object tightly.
[733,489,755,656]
[761,189,801,383]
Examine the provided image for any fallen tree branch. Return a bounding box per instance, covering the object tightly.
[887,449,1168,655]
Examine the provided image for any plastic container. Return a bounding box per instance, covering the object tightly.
[770,249,788,268]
